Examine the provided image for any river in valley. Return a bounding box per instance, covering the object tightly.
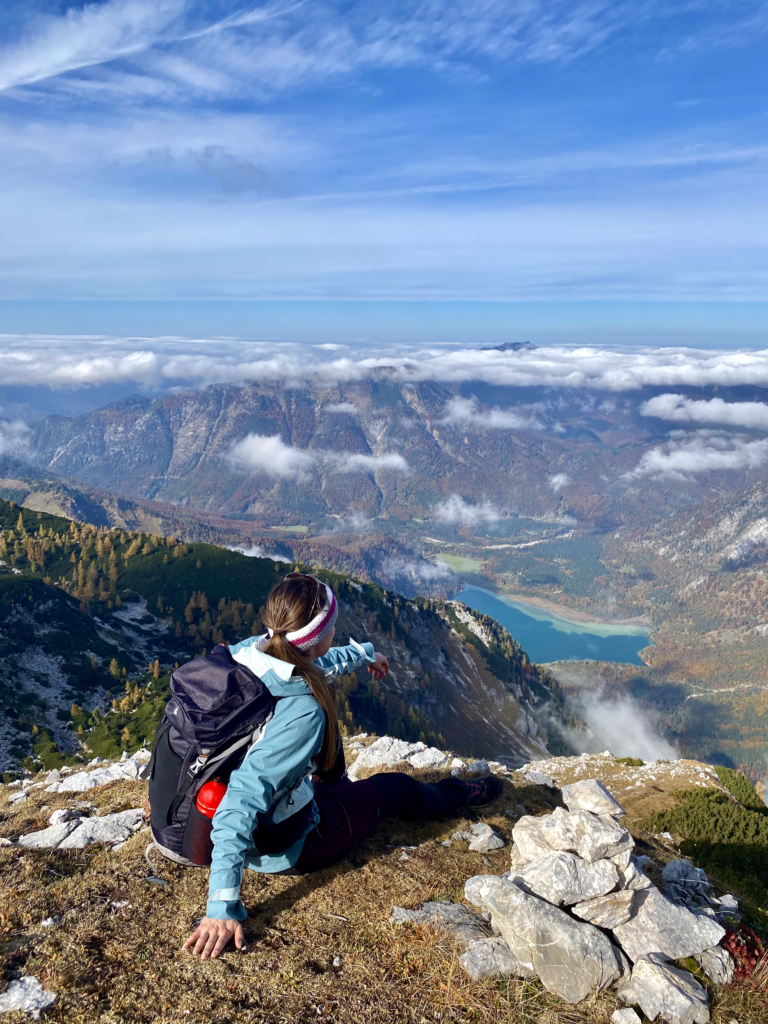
[455,583,651,666]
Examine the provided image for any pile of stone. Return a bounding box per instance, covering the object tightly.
[394,779,736,1024]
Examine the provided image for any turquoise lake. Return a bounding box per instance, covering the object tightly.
[455,583,651,666]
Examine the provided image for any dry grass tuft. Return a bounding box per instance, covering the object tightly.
[0,769,765,1023]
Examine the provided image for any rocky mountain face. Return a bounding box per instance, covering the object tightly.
[22,380,768,530]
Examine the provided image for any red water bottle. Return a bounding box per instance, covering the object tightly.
[196,778,228,818]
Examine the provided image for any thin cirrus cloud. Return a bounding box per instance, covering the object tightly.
[433,494,501,525]
[0,2,764,306]
[624,433,768,481]
[640,393,768,430]
[0,0,720,97]
[227,432,407,479]
[440,396,543,431]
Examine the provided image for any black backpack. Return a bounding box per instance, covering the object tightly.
[144,644,276,866]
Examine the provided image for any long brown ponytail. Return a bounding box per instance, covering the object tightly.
[262,575,340,772]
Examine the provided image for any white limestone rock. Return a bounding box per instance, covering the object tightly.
[512,806,632,865]
[619,860,654,891]
[58,809,144,849]
[562,778,626,818]
[49,808,84,826]
[56,759,141,793]
[510,851,618,907]
[465,874,623,1003]
[467,822,505,853]
[131,747,152,763]
[694,945,734,986]
[390,901,490,945]
[611,1009,642,1024]
[612,886,725,963]
[8,791,29,804]
[523,770,554,787]
[17,820,81,849]
[459,937,534,981]
[43,770,61,785]
[347,736,448,779]
[617,954,710,1024]
[572,889,636,929]
[465,760,491,777]
[0,977,56,1019]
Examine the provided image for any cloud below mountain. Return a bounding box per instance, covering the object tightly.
[433,494,501,525]
[548,473,570,492]
[440,396,543,431]
[324,402,359,415]
[0,418,30,456]
[641,392,768,429]
[227,433,314,479]
[569,692,679,762]
[227,432,407,479]
[624,432,768,480]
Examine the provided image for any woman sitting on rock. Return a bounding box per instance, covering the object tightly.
[184,571,502,959]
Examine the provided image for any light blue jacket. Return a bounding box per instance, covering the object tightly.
[206,636,375,921]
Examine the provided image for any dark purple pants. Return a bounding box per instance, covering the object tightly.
[294,771,470,872]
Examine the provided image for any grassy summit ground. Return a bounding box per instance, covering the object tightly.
[1,745,766,1024]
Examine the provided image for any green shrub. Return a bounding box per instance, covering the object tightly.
[715,766,768,813]
[616,756,645,767]
[638,788,768,933]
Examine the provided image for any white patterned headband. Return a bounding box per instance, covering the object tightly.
[268,578,338,653]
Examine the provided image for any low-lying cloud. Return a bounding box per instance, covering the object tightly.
[641,392,768,429]
[433,494,501,525]
[331,452,407,473]
[382,556,456,585]
[228,434,315,480]
[6,337,768,395]
[440,396,543,431]
[324,402,359,415]
[564,692,679,762]
[227,433,407,480]
[227,544,291,564]
[0,418,30,456]
[625,432,768,481]
[548,473,570,492]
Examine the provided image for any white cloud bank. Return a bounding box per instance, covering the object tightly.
[433,494,501,525]
[625,432,768,481]
[440,396,543,431]
[641,392,768,429]
[6,338,768,394]
[227,432,407,479]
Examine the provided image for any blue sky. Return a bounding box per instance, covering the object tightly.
[0,1,766,342]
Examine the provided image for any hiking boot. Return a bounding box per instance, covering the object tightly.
[465,776,503,807]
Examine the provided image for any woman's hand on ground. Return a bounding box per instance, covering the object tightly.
[183,917,245,959]
[368,652,389,680]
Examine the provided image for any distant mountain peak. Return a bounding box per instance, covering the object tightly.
[480,341,537,352]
